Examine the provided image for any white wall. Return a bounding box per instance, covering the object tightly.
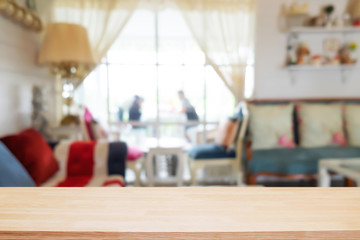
[0,15,53,137]
[254,0,360,99]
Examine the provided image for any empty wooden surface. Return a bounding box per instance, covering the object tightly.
[0,188,360,239]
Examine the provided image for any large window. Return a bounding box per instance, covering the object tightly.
[75,8,252,143]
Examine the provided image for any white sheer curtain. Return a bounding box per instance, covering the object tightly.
[51,0,139,63]
[176,0,257,102]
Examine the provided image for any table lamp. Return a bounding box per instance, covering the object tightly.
[38,23,95,125]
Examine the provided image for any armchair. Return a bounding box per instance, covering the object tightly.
[187,102,249,186]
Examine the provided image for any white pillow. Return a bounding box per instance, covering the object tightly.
[249,104,295,150]
[298,103,345,147]
[344,104,360,146]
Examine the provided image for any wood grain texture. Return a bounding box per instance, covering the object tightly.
[0,188,360,239]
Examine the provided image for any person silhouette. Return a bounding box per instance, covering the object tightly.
[129,95,144,128]
[178,90,199,124]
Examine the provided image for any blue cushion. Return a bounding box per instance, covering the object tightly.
[0,142,35,187]
[188,144,235,160]
[248,147,360,175]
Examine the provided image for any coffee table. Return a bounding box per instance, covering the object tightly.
[123,137,191,186]
[318,159,360,187]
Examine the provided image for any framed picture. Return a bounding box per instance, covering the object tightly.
[323,38,340,57]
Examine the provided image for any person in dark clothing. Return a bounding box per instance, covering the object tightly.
[178,90,199,122]
[178,90,199,141]
[129,95,143,125]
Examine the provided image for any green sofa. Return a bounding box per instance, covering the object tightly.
[246,99,360,185]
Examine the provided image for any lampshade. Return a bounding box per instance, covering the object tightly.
[38,23,94,65]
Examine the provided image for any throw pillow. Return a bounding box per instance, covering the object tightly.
[127,147,144,161]
[344,104,360,146]
[1,128,59,186]
[215,117,240,151]
[90,120,108,140]
[297,103,346,147]
[0,142,35,187]
[249,104,295,150]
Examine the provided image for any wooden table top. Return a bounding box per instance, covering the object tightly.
[0,188,360,239]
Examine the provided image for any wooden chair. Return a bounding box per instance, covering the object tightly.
[188,102,249,186]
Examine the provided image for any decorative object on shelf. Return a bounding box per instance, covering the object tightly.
[287,45,297,65]
[323,38,340,62]
[38,23,95,125]
[286,26,359,83]
[342,13,352,27]
[0,0,42,32]
[349,42,358,62]
[329,56,340,66]
[311,55,322,66]
[340,43,357,65]
[308,15,325,27]
[296,43,310,65]
[354,18,360,27]
[323,5,335,28]
[32,86,51,140]
[288,3,309,15]
[285,2,309,29]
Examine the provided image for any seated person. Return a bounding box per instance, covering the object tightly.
[178,90,199,126]
[129,95,144,129]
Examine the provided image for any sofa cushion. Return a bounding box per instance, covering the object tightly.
[249,147,360,175]
[0,128,59,186]
[344,104,360,146]
[0,142,35,187]
[188,144,235,160]
[249,104,295,150]
[298,103,345,147]
[215,117,239,151]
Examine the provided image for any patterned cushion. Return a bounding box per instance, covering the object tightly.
[298,103,345,148]
[42,140,127,187]
[344,104,360,146]
[249,104,295,150]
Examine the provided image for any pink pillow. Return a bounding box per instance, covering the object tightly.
[278,135,295,148]
[127,147,143,161]
[84,107,94,140]
[333,132,347,146]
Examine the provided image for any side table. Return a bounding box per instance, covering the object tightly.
[146,147,184,187]
[318,158,360,187]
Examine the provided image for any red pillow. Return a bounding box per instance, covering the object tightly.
[1,128,59,186]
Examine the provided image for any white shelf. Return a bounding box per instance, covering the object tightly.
[289,26,360,34]
[286,65,358,84]
[286,65,358,71]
